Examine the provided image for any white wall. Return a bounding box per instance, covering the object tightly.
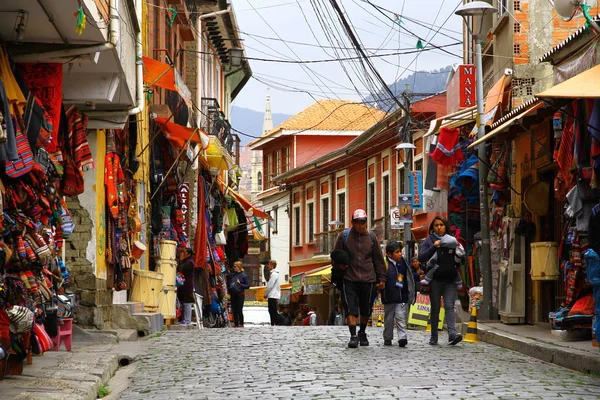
[263,192,290,284]
[80,131,100,277]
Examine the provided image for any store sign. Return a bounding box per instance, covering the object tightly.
[280,289,291,305]
[410,171,423,210]
[446,64,476,113]
[291,274,303,294]
[304,275,323,295]
[408,293,444,329]
[178,183,190,235]
[398,195,413,223]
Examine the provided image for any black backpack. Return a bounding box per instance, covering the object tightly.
[330,229,377,289]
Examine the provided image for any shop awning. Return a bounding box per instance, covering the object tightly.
[423,106,477,138]
[281,283,293,290]
[205,136,233,171]
[536,64,600,99]
[155,118,209,150]
[142,56,192,106]
[226,187,272,220]
[305,266,332,278]
[483,75,511,126]
[468,101,543,149]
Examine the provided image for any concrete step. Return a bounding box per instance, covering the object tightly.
[111,304,163,336]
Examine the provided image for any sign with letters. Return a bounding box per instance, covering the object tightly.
[410,171,423,210]
[446,64,476,113]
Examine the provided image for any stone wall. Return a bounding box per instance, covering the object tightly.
[65,197,111,329]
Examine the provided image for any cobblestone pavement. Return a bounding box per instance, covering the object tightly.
[120,326,600,399]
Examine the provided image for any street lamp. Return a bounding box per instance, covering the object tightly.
[395,142,416,262]
[455,1,497,321]
[229,47,244,68]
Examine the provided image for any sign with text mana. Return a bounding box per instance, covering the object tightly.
[408,293,445,330]
[446,64,476,113]
[410,171,423,210]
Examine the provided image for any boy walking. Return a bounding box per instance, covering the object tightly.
[381,241,416,347]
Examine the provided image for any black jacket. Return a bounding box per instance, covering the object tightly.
[333,228,386,283]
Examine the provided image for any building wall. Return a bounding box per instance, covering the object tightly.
[294,135,355,167]
[262,192,291,283]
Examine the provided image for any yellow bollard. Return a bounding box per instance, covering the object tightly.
[376,314,383,327]
[464,307,478,343]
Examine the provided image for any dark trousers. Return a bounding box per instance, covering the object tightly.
[230,292,245,327]
[268,298,279,326]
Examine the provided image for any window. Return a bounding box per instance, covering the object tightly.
[368,182,375,223]
[383,175,390,218]
[283,147,290,173]
[271,207,278,235]
[337,193,346,223]
[257,171,262,187]
[398,166,406,195]
[498,0,508,17]
[265,154,271,189]
[274,150,281,176]
[414,159,423,172]
[336,172,347,225]
[320,179,330,232]
[307,203,315,243]
[294,206,301,245]
[322,197,330,231]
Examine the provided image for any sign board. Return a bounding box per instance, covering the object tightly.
[446,64,476,114]
[410,171,423,210]
[390,206,402,229]
[291,274,303,294]
[280,289,291,305]
[398,194,413,223]
[304,275,323,295]
[178,183,190,236]
[408,293,445,329]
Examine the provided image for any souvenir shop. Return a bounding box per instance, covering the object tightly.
[0,50,94,376]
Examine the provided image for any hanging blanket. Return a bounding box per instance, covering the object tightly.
[18,63,62,153]
[431,126,464,166]
[66,106,94,171]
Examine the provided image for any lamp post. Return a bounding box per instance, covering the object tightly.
[455,1,497,321]
[396,142,416,262]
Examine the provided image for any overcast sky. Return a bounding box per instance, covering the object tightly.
[232,0,465,115]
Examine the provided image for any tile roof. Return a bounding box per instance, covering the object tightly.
[261,99,386,137]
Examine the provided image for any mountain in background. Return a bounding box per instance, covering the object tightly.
[369,65,453,111]
[230,106,293,146]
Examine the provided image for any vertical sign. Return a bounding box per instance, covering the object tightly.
[390,206,402,229]
[178,183,190,235]
[459,65,476,108]
[410,171,423,210]
[398,194,413,223]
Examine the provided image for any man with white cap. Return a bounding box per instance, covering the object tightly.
[333,209,386,348]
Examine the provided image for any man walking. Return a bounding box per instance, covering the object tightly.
[333,209,386,348]
[264,260,280,326]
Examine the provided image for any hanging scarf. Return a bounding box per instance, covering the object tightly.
[431,126,464,166]
[556,107,575,187]
[105,152,124,220]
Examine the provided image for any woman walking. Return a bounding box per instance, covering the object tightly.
[228,261,250,327]
[418,216,463,346]
[177,248,196,325]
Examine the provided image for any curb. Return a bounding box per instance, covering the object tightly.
[463,322,600,375]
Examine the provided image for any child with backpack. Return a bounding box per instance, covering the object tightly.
[381,241,416,347]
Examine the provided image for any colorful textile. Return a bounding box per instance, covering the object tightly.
[105,152,124,220]
[431,127,464,166]
[588,99,600,169]
[66,106,94,171]
[0,48,26,114]
[18,63,63,153]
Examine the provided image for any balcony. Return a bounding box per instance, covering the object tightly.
[201,97,239,163]
[314,229,344,256]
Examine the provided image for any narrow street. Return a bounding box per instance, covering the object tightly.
[120,327,600,399]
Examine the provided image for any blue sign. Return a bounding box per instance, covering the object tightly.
[410,171,423,210]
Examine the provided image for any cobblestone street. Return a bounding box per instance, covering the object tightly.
[119,326,600,399]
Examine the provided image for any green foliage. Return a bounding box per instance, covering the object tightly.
[98,384,110,398]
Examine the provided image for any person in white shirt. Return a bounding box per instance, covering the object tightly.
[308,306,318,326]
[264,260,281,326]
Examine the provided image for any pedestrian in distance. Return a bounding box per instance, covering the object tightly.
[227,261,250,328]
[327,303,344,326]
[418,216,463,346]
[278,306,292,326]
[381,241,416,347]
[332,209,386,348]
[304,306,318,326]
[176,248,195,325]
[292,311,304,326]
[264,260,281,326]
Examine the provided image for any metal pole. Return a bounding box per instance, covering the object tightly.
[403,149,412,262]
[474,37,495,320]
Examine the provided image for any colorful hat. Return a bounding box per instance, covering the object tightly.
[352,209,367,221]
